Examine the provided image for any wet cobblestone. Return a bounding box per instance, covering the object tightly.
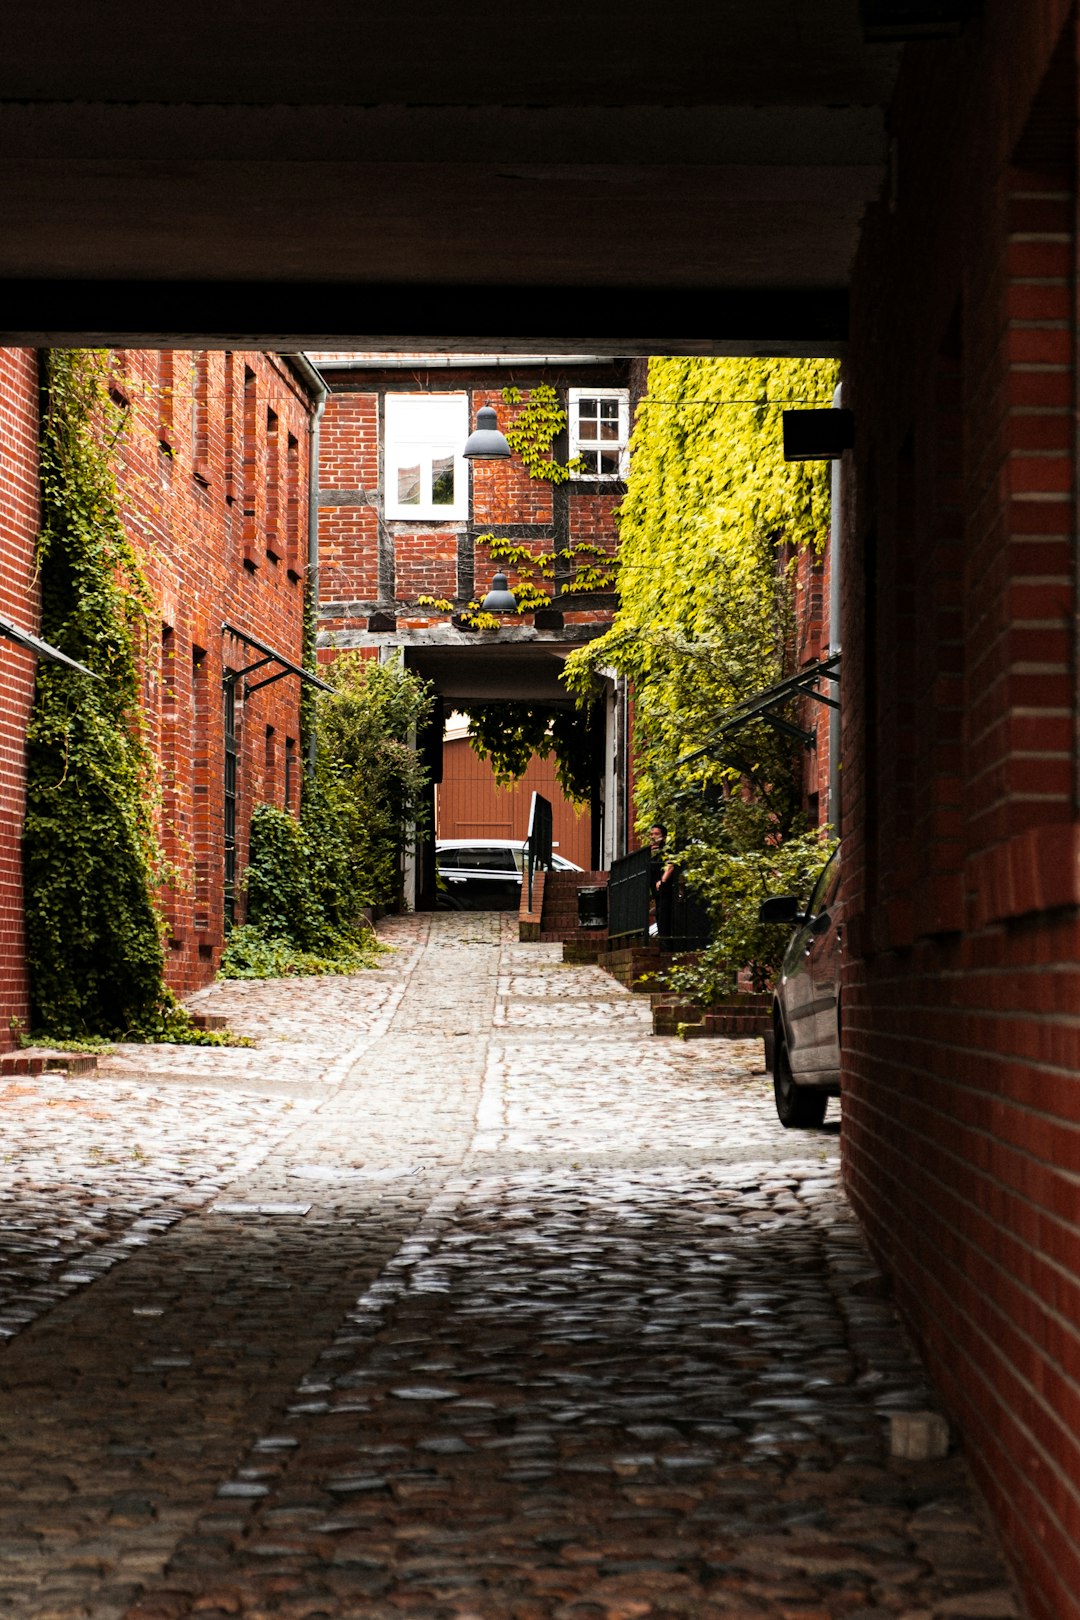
[0,915,1019,1620]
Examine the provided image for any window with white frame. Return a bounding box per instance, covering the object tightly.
[568,387,630,479]
[384,393,469,520]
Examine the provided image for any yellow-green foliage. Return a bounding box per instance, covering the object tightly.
[564,356,838,998]
[565,356,836,812]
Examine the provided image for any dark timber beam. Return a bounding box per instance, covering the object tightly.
[0,284,850,357]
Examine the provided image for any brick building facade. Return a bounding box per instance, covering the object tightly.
[0,350,42,1045]
[312,357,632,896]
[0,348,319,1044]
[841,8,1080,1616]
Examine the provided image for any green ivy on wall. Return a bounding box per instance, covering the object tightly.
[564,356,839,997]
[418,385,615,628]
[22,350,235,1043]
[500,384,582,483]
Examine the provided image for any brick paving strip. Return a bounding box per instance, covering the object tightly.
[0,918,1020,1620]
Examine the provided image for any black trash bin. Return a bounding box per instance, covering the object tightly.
[577,885,608,930]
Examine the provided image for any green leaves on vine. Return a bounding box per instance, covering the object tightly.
[23,352,237,1043]
[462,702,597,804]
[501,385,583,483]
[562,356,839,995]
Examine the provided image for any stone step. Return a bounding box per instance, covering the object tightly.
[1,1049,99,1077]
[189,1011,230,1032]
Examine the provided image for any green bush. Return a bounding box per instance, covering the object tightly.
[668,823,836,1002]
[219,653,432,979]
[564,357,840,999]
[217,924,382,980]
[308,651,434,915]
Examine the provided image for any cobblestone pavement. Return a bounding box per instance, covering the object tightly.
[0,916,1020,1620]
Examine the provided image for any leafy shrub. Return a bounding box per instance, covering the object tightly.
[668,824,836,1002]
[308,650,433,915]
[219,653,431,979]
[217,924,382,980]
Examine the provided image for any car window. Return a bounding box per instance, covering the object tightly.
[437,848,463,869]
[806,849,839,917]
[450,847,516,871]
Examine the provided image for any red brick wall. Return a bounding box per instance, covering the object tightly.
[843,7,1080,1615]
[0,350,39,1049]
[109,349,314,994]
[317,375,621,634]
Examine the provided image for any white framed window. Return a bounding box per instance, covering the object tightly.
[384,393,469,519]
[568,387,630,479]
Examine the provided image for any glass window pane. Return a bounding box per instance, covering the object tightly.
[600,419,619,440]
[577,419,598,441]
[578,398,598,419]
[397,462,421,505]
[599,399,618,421]
[432,454,454,506]
[599,451,620,474]
[579,450,600,474]
[455,847,516,870]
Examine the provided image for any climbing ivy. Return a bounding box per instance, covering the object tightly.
[462,702,597,804]
[500,384,582,483]
[418,384,615,627]
[22,350,234,1043]
[564,356,839,996]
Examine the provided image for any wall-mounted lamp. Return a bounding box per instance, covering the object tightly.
[463,406,511,460]
[782,408,855,462]
[481,572,517,612]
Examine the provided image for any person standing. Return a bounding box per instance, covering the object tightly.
[648,824,675,940]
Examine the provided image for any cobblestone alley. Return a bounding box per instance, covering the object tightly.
[0,915,1019,1620]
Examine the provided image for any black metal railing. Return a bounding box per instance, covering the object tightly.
[607,846,651,945]
[223,678,238,929]
[661,873,713,952]
[607,846,713,952]
[524,791,553,909]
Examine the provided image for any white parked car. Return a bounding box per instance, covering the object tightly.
[436,839,582,910]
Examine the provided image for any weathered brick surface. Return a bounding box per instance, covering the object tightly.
[843,9,1080,1617]
[0,350,39,1048]
[109,351,316,996]
[0,349,316,1022]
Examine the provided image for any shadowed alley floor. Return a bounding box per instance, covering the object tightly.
[0,915,1018,1619]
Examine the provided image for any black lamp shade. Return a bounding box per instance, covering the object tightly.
[481,572,517,612]
[463,406,511,459]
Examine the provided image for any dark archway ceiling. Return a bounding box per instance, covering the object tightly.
[403,644,580,707]
[0,1,901,352]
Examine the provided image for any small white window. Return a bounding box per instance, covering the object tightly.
[569,388,630,479]
[384,394,469,520]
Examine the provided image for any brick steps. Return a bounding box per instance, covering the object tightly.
[651,992,770,1039]
[1,1049,99,1077]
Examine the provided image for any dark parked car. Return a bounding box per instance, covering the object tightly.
[757,847,842,1128]
[436,839,582,911]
